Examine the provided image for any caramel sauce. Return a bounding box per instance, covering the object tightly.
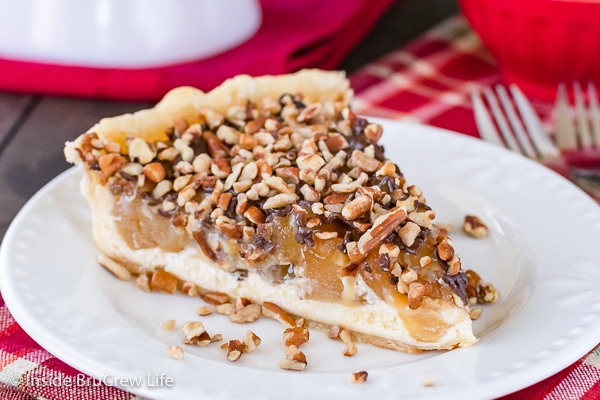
[269,215,302,265]
[399,308,451,343]
[113,194,188,251]
[303,236,347,301]
[359,252,408,308]
[268,215,347,300]
[359,252,452,343]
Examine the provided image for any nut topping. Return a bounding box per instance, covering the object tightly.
[283,326,310,347]
[221,340,246,362]
[408,281,432,310]
[357,207,407,255]
[437,240,455,262]
[339,329,357,356]
[262,302,295,327]
[97,253,131,281]
[463,215,489,238]
[229,302,262,324]
[166,345,184,360]
[262,193,299,209]
[73,84,496,325]
[341,195,372,220]
[200,291,230,305]
[349,371,369,384]
[143,162,165,183]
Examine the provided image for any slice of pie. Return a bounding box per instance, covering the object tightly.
[64,69,496,353]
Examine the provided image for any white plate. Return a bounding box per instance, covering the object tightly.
[2,120,600,400]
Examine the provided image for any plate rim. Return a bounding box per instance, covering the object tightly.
[2,119,600,399]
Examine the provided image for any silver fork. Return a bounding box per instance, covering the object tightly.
[554,82,600,151]
[472,84,562,164]
[553,82,600,196]
[472,84,600,201]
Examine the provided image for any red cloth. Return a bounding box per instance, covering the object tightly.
[1,14,599,400]
[0,0,394,101]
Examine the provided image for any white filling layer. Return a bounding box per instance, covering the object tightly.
[83,175,476,351]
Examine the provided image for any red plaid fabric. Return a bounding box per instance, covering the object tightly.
[0,296,138,400]
[350,16,561,137]
[0,14,598,400]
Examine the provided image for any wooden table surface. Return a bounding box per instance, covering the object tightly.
[0,0,459,242]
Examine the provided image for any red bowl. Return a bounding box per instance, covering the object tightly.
[458,0,600,101]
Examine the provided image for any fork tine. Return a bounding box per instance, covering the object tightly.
[496,85,537,159]
[509,84,561,160]
[482,86,522,153]
[587,82,600,147]
[574,81,593,149]
[471,89,505,148]
[554,83,577,150]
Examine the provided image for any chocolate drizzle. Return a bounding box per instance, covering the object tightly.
[293,208,315,247]
[254,234,276,254]
[443,272,468,305]
[347,116,386,161]
[378,253,391,272]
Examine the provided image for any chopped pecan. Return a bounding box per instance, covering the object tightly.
[262,193,299,209]
[364,123,383,142]
[280,344,307,371]
[244,206,266,224]
[407,281,432,310]
[181,321,214,346]
[339,329,357,356]
[262,302,295,327]
[437,240,455,262]
[166,345,184,360]
[283,326,310,347]
[221,340,246,362]
[142,162,165,182]
[341,195,372,220]
[463,215,489,238]
[229,302,262,323]
[349,371,368,384]
[196,305,214,316]
[128,137,156,164]
[98,153,126,177]
[242,330,262,353]
[325,133,349,152]
[398,221,420,247]
[160,319,176,330]
[348,149,380,172]
[97,253,131,281]
[200,291,230,305]
[182,281,198,296]
[150,269,178,294]
[357,208,407,255]
[279,357,307,372]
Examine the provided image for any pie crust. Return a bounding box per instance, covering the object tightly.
[64,69,496,353]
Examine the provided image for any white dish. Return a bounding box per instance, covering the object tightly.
[2,120,600,399]
[0,0,262,68]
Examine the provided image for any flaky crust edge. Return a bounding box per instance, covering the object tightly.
[66,69,351,162]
